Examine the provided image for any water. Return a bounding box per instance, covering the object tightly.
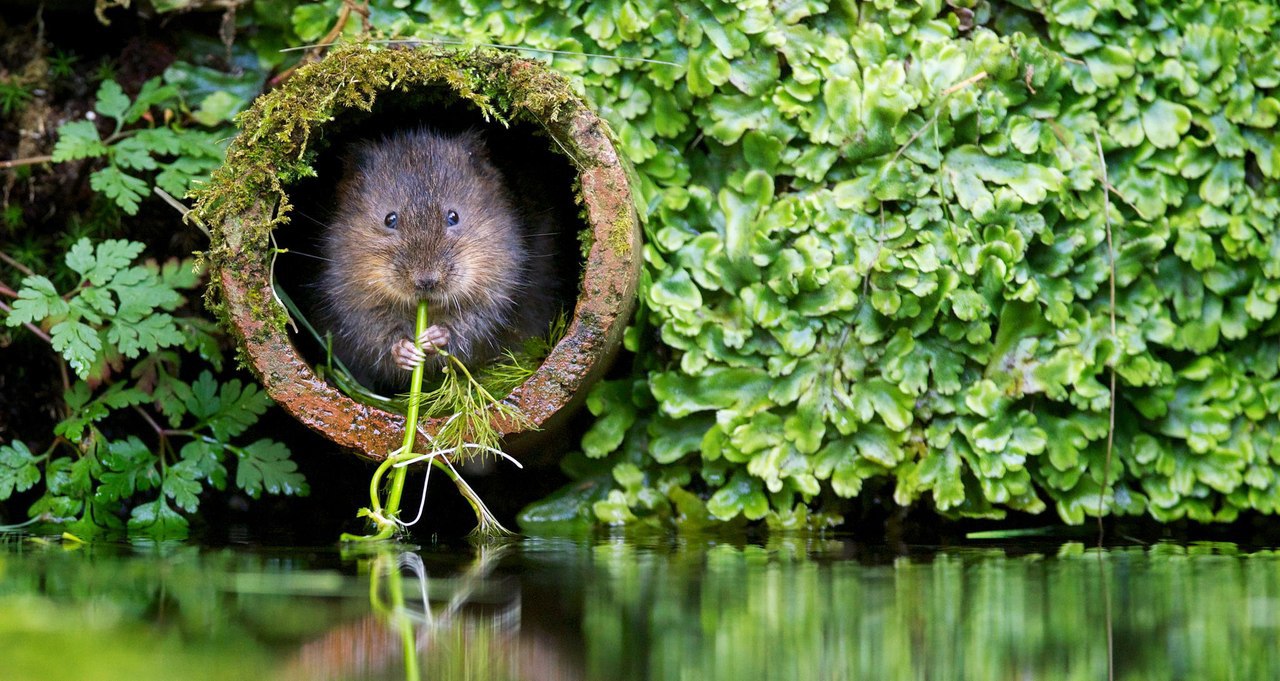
[0,536,1276,680]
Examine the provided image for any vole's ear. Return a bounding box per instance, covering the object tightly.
[460,128,491,163]
[343,140,377,170]
[333,141,377,206]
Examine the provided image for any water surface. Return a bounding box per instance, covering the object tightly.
[0,536,1275,680]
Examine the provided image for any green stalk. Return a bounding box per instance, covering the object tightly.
[386,301,430,514]
[340,301,430,543]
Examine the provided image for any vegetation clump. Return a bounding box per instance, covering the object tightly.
[444,0,1280,529]
[10,0,1278,536]
[1,238,306,539]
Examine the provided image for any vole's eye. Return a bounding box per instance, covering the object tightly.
[384,212,398,229]
[446,210,460,227]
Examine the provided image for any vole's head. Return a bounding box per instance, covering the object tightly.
[329,128,525,312]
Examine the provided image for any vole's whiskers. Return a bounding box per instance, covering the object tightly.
[521,206,558,219]
[283,250,334,263]
[291,209,334,230]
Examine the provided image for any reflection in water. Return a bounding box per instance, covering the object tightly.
[571,540,1280,680]
[0,538,1278,680]
[280,544,578,681]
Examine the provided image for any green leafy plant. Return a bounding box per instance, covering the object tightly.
[6,238,192,378]
[0,76,33,116]
[341,302,528,542]
[342,0,1280,531]
[50,78,226,215]
[46,48,79,80]
[1,237,307,538]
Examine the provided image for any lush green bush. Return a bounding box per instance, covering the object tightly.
[12,0,1277,535]
[393,0,1278,529]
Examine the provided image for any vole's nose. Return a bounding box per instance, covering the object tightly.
[415,273,441,293]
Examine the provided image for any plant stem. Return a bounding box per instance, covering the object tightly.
[341,301,430,543]
[0,252,34,277]
[385,301,429,516]
[132,404,169,446]
[0,155,53,170]
[1094,130,1118,544]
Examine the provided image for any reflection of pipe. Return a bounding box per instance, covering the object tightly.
[279,617,401,681]
[198,46,641,461]
[277,545,580,681]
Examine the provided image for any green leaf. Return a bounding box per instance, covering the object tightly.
[582,381,636,458]
[89,166,149,215]
[111,266,183,319]
[134,127,183,156]
[592,489,638,525]
[51,120,107,162]
[706,471,769,521]
[108,312,184,358]
[122,78,179,124]
[206,379,272,441]
[291,3,333,42]
[651,368,774,419]
[96,436,159,503]
[192,90,241,126]
[111,136,158,171]
[184,371,220,420]
[235,440,308,498]
[127,497,189,539]
[648,268,703,311]
[79,286,116,317]
[156,156,216,197]
[1141,100,1193,150]
[179,440,227,489]
[50,320,102,379]
[919,449,965,510]
[65,238,97,279]
[850,379,915,432]
[945,146,1065,205]
[5,275,68,326]
[0,440,41,500]
[94,80,130,122]
[1084,45,1135,88]
[162,461,203,513]
[85,239,145,286]
[1199,160,1244,207]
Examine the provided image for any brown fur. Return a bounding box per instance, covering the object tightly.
[319,128,558,392]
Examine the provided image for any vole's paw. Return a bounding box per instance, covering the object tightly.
[393,338,426,371]
[417,324,451,354]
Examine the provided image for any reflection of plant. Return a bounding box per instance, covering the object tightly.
[362,546,515,681]
[1,237,306,538]
[51,78,226,214]
[578,542,1275,680]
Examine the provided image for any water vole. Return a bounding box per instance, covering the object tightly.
[319,127,559,393]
